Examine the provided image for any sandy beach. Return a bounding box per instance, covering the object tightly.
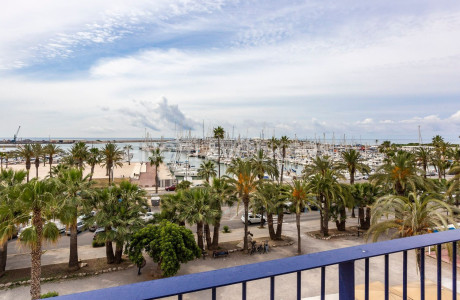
[3,162,139,180]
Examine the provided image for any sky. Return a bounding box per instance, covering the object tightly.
[1,0,460,143]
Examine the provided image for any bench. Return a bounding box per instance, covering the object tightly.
[212,250,229,258]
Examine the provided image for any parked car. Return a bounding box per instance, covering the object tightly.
[283,202,292,214]
[241,213,266,224]
[66,221,85,235]
[93,227,116,240]
[140,212,154,222]
[165,185,176,191]
[93,227,106,240]
[192,183,206,188]
[88,222,98,232]
[53,220,66,234]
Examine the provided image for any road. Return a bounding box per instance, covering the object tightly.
[7,206,323,254]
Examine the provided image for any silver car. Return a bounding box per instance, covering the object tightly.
[241,213,266,224]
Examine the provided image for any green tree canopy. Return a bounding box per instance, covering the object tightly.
[127,220,201,277]
[197,160,217,183]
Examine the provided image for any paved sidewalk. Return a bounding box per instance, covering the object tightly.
[6,245,106,271]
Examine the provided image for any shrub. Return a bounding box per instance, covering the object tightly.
[92,240,105,248]
[40,291,59,298]
[128,221,201,277]
[223,225,230,233]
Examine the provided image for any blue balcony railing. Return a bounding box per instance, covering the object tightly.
[57,229,460,300]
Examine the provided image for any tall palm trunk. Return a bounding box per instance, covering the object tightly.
[30,209,42,300]
[114,242,123,264]
[69,223,79,270]
[243,197,249,250]
[336,207,346,231]
[217,139,221,178]
[211,220,221,250]
[0,241,7,277]
[296,212,301,254]
[197,222,204,251]
[275,211,284,240]
[35,160,39,178]
[267,213,276,240]
[364,207,371,229]
[320,195,329,237]
[48,157,53,177]
[106,241,115,264]
[155,165,159,194]
[280,148,286,183]
[108,167,112,185]
[26,161,31,182]
[105,225,115,264]
[358,207,365,229]
[90,164,95,181]
[350,169,356,218]
[204,223,212,249]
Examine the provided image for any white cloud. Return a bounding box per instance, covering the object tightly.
[1,1,460,142]
[449,110,460,122]
[357,118,373,125]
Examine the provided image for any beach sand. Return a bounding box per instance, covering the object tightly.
[3,162,139,180]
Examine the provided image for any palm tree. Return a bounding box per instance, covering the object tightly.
[351,183,380,230]
[338,149,370,217]
[339,149,370,185]
[279,136,291,184]
[250,149,278,180]
[0,169,27,277]
[44,144,63,178]
[86,181,147,264]
[57,168,92,270]
[148,147,164,194]
[431,135,450,179]
[213,126,225,178]
[307,169,346,236]
[225,158,260,250]
[110,181,147,263]
[160,190,187,225]
[197,161,217,183]
[19,178,61,299]
[3,152,10,169]
[415,147,431,178]
[181,188,217,251]
[69,142,88,171]
[100,143,124,185]
[0,152,5,170]
[367,192,458,270]
[124,144,133,165]
[31,144,43,179]
[16,144,34,182]
[447,165,460,206]
[209,177,234,249]
[253,181,286,240]
[86,147,101,181]
[379,140,397,159]
[370,150,428,196]
[286,180,311,254]
[302,155,335,178]
[267,137,279,162]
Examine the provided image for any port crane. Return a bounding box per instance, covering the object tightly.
[12,126,21,143]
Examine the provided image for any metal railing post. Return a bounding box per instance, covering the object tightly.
[339,261,355,300]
